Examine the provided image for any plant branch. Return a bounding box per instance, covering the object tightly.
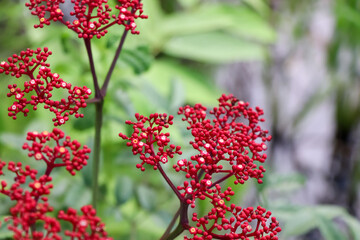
[84,38,102,98]
[160,206,181,240]
[92,100,103,209]
[83,37,103,209]
[164,202,189,240]
[100,28,129,97]
[209,172,233,188]
[157,163,184,201]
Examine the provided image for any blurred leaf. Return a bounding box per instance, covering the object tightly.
[160,4,275,44]
[0,216,12,238]
[267,173,306,193]
[114,88,136,117]
[140,81,168,111]
[274,205,357,239]
[118,46,153,75]
[169,78,186,111]
[343,214,360,240]
[293,79,340,128]
[135,185,157,211]
[64,181,91,209]
[0,133,24,151]
[277,206,318,237]
[243,0,271,17]
[115,176,134,205]
[160,6,233,36]
[144,60,221,105]
[163,32,265,63]
[73,105,96,130]
[335,2,360,29]
[317,215,346,240]
[177,0,200,9]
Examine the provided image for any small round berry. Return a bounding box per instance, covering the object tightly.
[35,153,43,160]
[34,181,41,189]
[59,147,66,153]
[79,219,88,227]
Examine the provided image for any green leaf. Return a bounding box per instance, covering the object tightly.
[115,176,134,205]
[73,105,96,130]
[169,78,186,112]
[143,59,221,105]
[317,215,346,240]
[139,81,168,111]
[135,185,157,211]
[118,46,153,75]
[160,4,275,44]
[64,181,91,209]
[343,214,360,240]
[0,216,12,238]
[160,6,233,36]
[163,32,265,63]
[113,88,137,118]
[277,207,318,237]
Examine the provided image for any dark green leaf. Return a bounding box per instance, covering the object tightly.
[115,176,134,205]
[163,32,265,63]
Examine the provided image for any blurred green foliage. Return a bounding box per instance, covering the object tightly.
[0,0,277,238]
[1,0,360,239]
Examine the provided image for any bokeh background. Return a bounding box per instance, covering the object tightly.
[1,0,360,239]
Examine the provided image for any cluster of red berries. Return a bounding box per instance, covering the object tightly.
[22,128,91,176]
[25,0,65,28]
[0,48,91,126]
[25,0,148,38]
[120,94,281,239]
[58,205,111,239]
[0,131,111,239]
[119,113,182,171]
[187,205,281,240]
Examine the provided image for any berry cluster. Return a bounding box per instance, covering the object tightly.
[120,94,281,239]
[119,113,182,171]
[187,205,281,240]
[0,161,62,240]
[22,128,91,176]
[0,48,91,126]
[25,0,148,38]
[25,0,65,28]
[0,131,111,240]
[58,205,111,239]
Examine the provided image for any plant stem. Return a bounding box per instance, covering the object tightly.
[100,28,129,96]
[92,100,103,209]
[160,207,181,240]
[84,38,103,209]
[84,39,101,98]
[157,163,184,201]
[164,202,189,240]
[84,27,130,210]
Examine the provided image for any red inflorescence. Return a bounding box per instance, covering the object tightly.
[0,160,112,240]
[0,161,62,240]
[186,204,281,240]
[0,48,91,126]
[25,0,65,28]
[177,94,271,186]
[119,113,182,171]
[25,0,148,38]
[22,128,91,176]
[120,94,281,239]
[58,205,113,240]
